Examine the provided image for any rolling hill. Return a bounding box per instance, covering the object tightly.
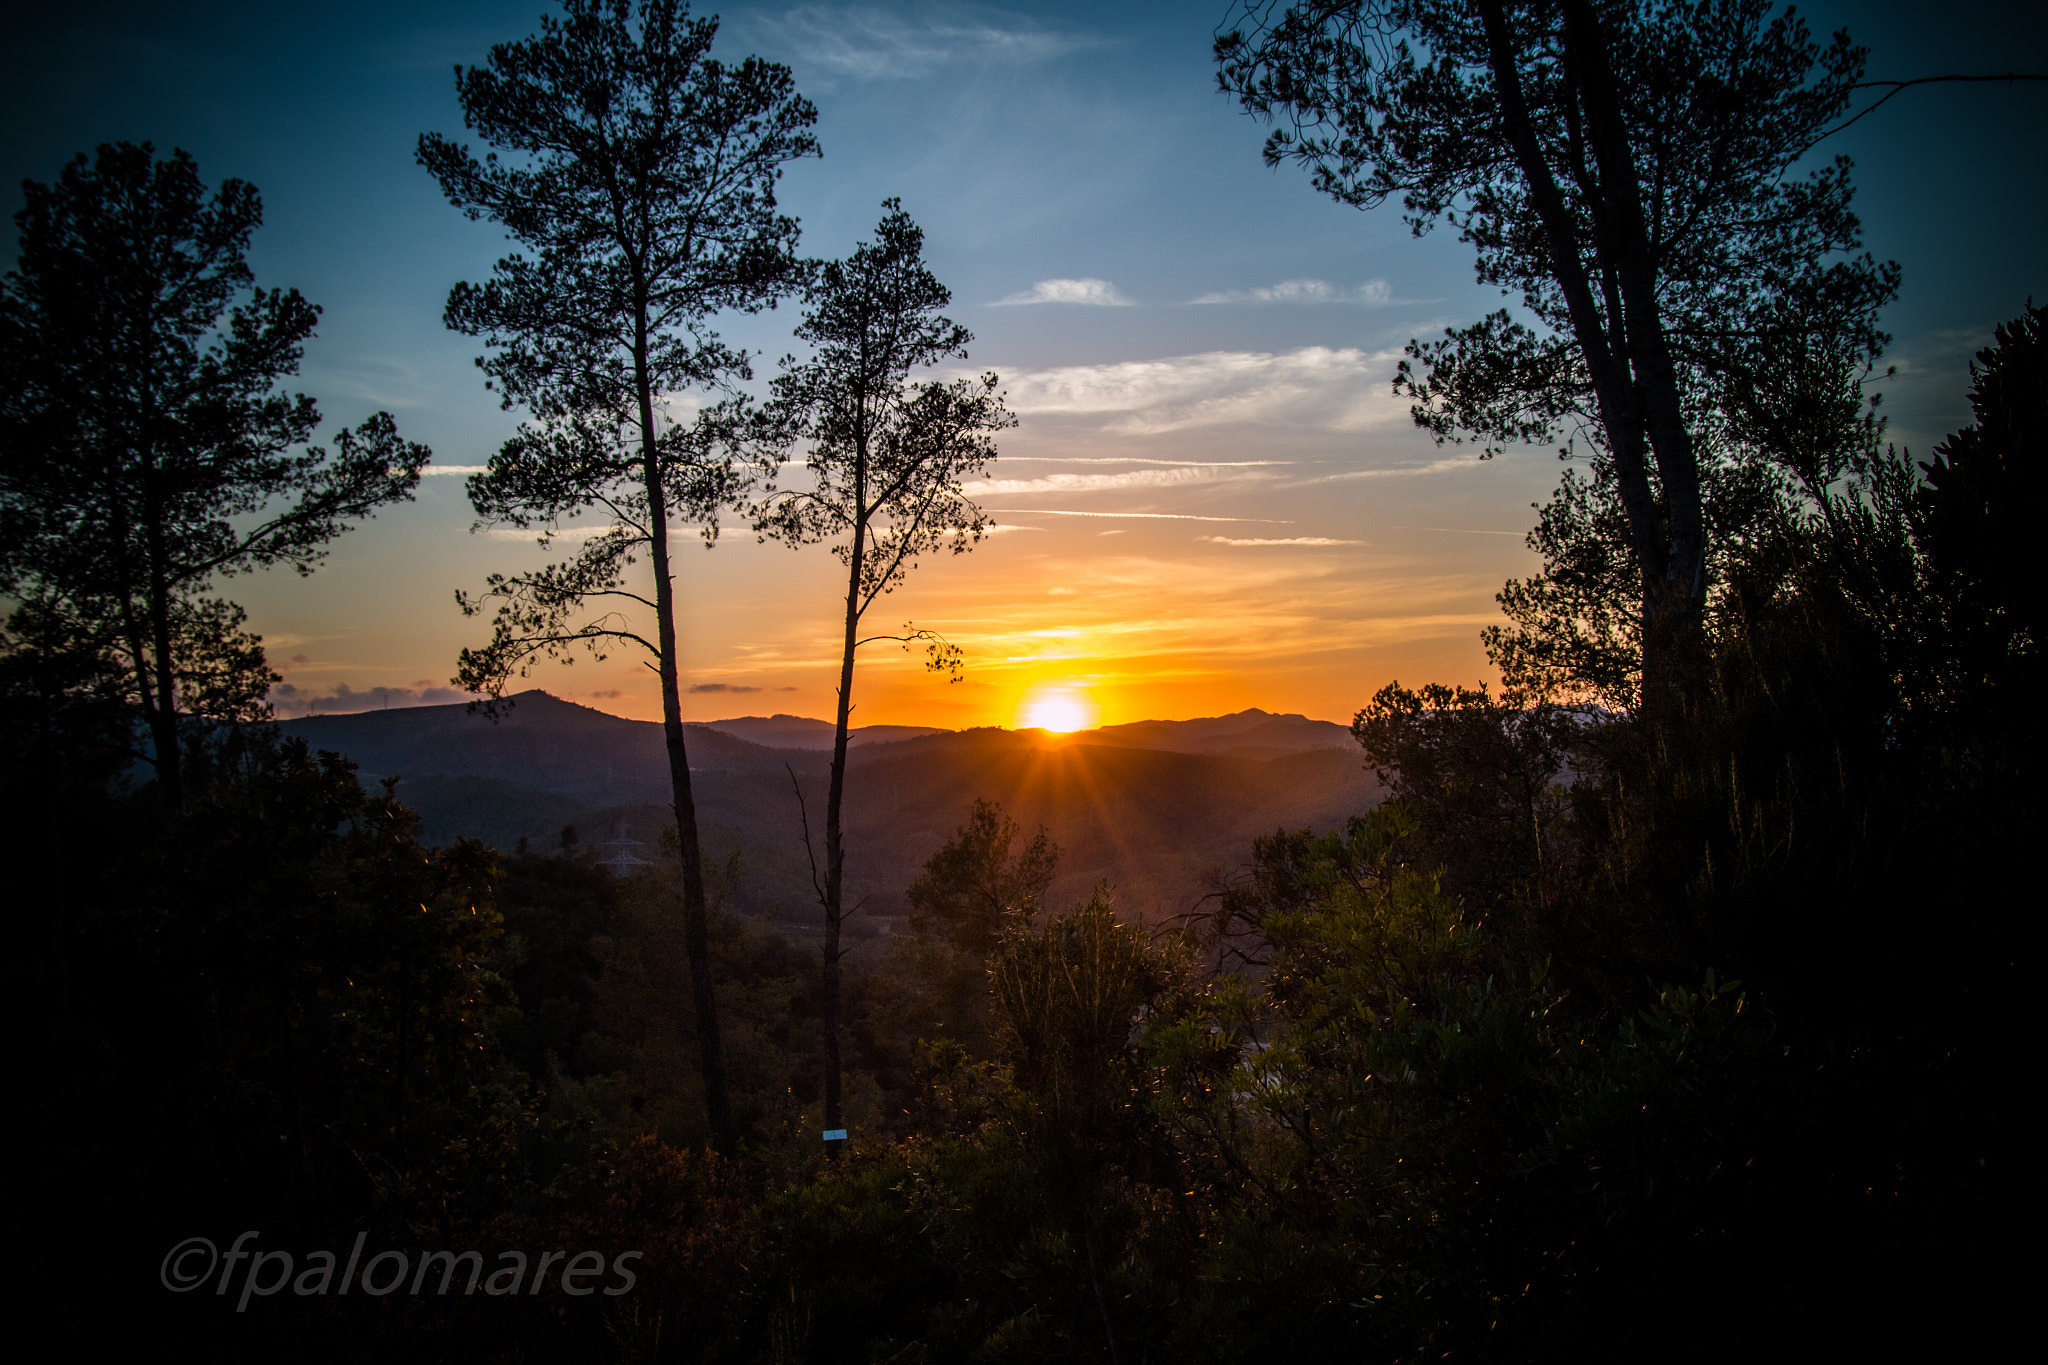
[281,691,1381,928]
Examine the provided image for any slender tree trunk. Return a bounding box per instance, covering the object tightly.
[1477,0,1703,698]
[108,483,165,796]
[1559,0,1708,691]
[821,508,866,1159]
[129,295,185,809]
[140,446,183,809]
[636,334,734,1159]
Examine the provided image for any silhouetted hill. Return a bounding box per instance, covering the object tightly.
[283,690,790,803]
[280,692,1382,927]
[703,714,948,749]
[1088,709,1353,756]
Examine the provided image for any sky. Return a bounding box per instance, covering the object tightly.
[5,1,2043,729]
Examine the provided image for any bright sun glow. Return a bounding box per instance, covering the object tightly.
[1016,686,1098,733]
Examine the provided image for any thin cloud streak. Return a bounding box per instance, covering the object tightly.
[1188,278,1403,306]
[962,466,1260,497]
[1299,456,1474,482]
[989,508,1291,523]
[995,346,1408,434]
[750,5,1106,81]
[483,525,624,542]
[992,277,1132,307]
[271,681,474,718]
[482,525,751,543]
[1199,536,1364,546]
[1003,457,1290,466]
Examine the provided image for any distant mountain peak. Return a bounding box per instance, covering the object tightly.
[503,688,593,710]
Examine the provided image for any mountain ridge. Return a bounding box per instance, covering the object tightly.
[280,690,1382,926]
[284,690,1354,756]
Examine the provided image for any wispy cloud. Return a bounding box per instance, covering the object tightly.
[272,681,471,718]
[994,346,1407,435]
[1004,457,1289,466]
[689,682,762,694]
[483,525,624,542]
[754,5,1106,80]
[480,523,758,544]
[896,544,1518,683]
[1187,278,1405,307]
[1304,455,1472,482]
[963,465,1251,497]
[421,465,489,476]
[990,508,1290,523]
[305,354,439,410]
[992,277,1132,307]
[1199,536,1364,546]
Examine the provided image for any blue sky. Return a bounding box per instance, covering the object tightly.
[5,2,2043,725]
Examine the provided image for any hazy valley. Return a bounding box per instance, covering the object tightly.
[283,691,1377,937]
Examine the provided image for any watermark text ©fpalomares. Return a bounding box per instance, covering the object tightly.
[162,1233,641,1311]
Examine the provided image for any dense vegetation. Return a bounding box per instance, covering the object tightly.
[12,307,2035,1359]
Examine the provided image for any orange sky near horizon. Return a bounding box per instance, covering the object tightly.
[8,1,2037,738]
[238,378,1558,731]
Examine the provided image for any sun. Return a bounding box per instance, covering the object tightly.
[1016,686,1098,734]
